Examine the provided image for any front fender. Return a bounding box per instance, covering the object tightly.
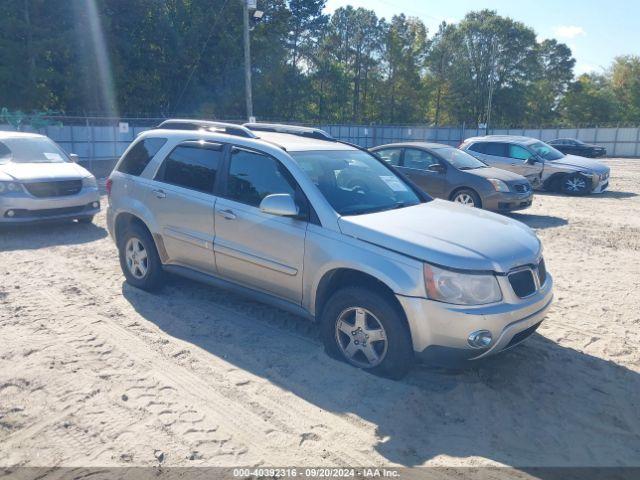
[302,226,424,316]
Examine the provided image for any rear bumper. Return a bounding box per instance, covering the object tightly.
[0,188,100,223]
[397,273,553,366]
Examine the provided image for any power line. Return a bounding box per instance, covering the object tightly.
[172,0,232,113]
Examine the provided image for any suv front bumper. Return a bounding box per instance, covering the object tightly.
[397,273,553,365]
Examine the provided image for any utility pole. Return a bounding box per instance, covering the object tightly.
[485,37,498,135]
[242,0,253,121]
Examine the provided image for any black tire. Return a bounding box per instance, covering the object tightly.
[118,222,164,291]
[76,216,94,224]
[560,173,591,196]
[321,286,414,379]
[451,188,482,208]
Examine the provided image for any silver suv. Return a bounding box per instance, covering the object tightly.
[460,135,610,195]
[107,121,553,379]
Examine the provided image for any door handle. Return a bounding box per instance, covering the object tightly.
[218,209,236,220]
[152,189,166,199]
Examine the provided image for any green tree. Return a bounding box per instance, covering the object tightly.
[526,39,575,125]
[560,73,619,125]
[611,55,640,123]
[439,10,539,126]
[314,6,385,122]
[0,0,77,112]
[380,14,428,123]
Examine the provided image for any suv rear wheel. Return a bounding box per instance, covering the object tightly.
[321,286,413,379]
[118,223,164,291]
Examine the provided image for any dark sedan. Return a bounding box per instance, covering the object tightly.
[370,142,533,212]
[548,138,607,158]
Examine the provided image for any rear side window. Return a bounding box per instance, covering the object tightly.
[155,141,222,193]
[118,137,167,176]
[226,148,296,207]
[484,142,508,157]
[376,148,402,166]
[404,149,438,170]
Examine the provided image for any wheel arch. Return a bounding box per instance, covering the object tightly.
[449,186,482,208]
[314,268,412,340]
[542,172,567,192]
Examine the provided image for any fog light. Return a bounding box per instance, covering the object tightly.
[468,330,492,349]
[6,210,15,217]
[92,202,99,208]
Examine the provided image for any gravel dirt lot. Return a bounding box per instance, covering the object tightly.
[1,158,639,468]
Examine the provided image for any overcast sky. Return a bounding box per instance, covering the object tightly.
[325,0,640,75]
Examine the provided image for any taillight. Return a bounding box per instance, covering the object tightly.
[105,177,113,196]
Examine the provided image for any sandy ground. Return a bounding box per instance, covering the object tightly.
[0,158,639,469]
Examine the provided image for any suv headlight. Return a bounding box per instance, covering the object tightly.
[82,176,98,188]
[424,263,502,305]
[0,181,22,195]
[487,178,509,192]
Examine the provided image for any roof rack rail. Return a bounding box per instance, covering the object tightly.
[156,119,257,138]
[243,123,335,141]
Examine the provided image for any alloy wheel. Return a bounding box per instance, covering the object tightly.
[125,237,149,279]
[565,176,587,193]
[335,307,388,368]
[454,192,476,207]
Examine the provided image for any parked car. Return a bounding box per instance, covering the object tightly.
[0,132,100,224]
[370,142,533,212]
[548,138,607,158]
[460,135,610,195]
[107,121,553,379]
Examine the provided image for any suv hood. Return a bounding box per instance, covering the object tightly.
[0,162,90,182]
[338,199,541,273]
[549,155,609,174]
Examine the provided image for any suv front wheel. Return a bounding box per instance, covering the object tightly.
[118,223,164,291]
[321,286,414,379]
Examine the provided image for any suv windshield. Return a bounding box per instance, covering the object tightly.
[435,147,487,170]
[528,141,564,161]
[291,150,423,216]
[0,137,70,164]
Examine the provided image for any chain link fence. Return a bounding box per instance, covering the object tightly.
[1,117,639,177]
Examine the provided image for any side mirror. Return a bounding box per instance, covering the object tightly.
[526,155,543,165]
[427,163,445,174]
[259,193,299,217]
[69,153,80,163]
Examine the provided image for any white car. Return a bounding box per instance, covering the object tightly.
[0,132,100,224]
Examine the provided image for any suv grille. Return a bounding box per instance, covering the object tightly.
[508,269,536,298]
[513,183,530,193]
[24,180,82,198]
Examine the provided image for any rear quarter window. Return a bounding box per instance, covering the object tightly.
[117,137,167,176]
